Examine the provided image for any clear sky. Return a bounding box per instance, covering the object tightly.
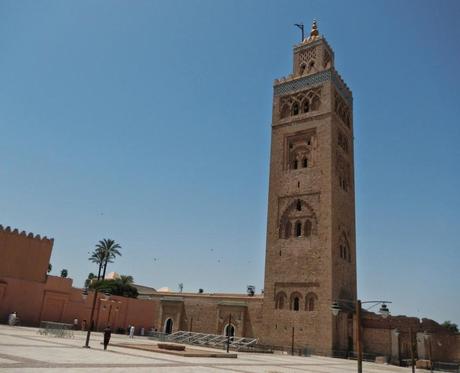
[1,0,459,325]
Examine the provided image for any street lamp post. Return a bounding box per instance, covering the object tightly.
[331,299,391,373]
[394,328,400,366]
[226,313,232,353]
[82,287,110,348]
[424,331,433,373]
[409,327,415,373]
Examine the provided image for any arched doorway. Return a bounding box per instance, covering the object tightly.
[164,318,173,334]
[224,323,235,338]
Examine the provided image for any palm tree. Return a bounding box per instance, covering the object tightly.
[119,275,134,286]
[88,247,106,280]
[96,239,122,279]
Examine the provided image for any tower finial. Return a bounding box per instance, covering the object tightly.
[310,19,319,38]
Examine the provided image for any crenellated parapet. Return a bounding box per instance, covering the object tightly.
[0,224,54,244]
[0,224,54,283]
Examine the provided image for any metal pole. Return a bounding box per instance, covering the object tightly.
[190,317,193,332]
[429,337,433,373]
[107,302,113,327]
[291,326,295,356]
[409,327,415,373]
[356,300,362,373]
[84,289,99,348]
[226,314,231,353]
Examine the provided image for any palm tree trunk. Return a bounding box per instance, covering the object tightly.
[97,262,102,281]
[102,259,108,280]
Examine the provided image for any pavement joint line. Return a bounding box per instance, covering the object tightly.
[0,343,74,348]
[0,352,47,365]
[206,364,257,373]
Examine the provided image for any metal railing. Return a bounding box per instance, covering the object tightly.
[432,362,460,372]
[147,330,257,351]
[38,321,74,338]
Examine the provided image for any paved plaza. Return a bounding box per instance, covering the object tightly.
[0,325,423,372]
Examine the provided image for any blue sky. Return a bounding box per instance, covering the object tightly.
[1,0,459,325]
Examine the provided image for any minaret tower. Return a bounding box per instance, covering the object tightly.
[261,21,356,353]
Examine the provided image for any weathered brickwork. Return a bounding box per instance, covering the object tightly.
[144,293,264,338]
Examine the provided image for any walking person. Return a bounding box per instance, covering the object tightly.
[103,326,112,350]
[8,312,17,326]
[129,325,135,338]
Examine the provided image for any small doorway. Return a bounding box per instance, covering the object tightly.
[164,318,173,334]
[224,323,235,338]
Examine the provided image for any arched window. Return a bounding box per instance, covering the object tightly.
[280,104,290,119]
[305,293,318,311]
[290,293,302,311]
[303,100,310,113]
[302,158,308,168]
[304,220,312,237]
[299,63,306,75]
[292,102,299,116]
[296,200,302,211]
[293,297,300,311]
[275,292,287,309]
[284,221,292,239]
[295,221,302,237]
[311,96,320,111]
[307,60,315,72]
[340,233,351,261]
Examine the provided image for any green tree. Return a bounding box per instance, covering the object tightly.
[96,239,122,280]
[89,275,138,298]
[441,321,459,333]
[60,269,68,278]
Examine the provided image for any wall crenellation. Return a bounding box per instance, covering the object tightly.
[0,224,54,243]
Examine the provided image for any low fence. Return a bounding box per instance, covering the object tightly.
[432,361,460,372]
[37,321,74,338]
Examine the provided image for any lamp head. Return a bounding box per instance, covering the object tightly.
[331,302,341,316]
[379,303,390,318]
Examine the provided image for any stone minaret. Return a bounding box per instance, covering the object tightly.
[261,21,356,353]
